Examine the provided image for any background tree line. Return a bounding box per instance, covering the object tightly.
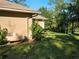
[39,0,79,34]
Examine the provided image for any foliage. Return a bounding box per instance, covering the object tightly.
[32,20,43,41]
[0,0,79,59]
[0,32,79,59]
[39,7,55,31]
[62,0,79,34]
[39,0,79,34]
[8,0,27,6]
[0,28,8,45]
[39,0,66,32]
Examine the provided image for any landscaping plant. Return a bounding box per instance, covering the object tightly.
[0,27,8,45]
[32,20,43,41]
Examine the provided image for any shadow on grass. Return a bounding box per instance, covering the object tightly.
[0,33,79,59]
[26,34,79,59]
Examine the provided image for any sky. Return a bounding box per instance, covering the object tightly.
[26,0,70,10]
[26,0,50,10]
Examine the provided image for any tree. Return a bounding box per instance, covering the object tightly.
[32,20,43,41]
[48,0,68,32]
[8,0,27,6]
[68,0,79,33]
[47,0,79,34]
[39,7,55,31]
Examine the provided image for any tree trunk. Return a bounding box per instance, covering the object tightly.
[72,21,74,34]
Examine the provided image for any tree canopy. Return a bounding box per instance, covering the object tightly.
[39,0,79,34]
[8,0,27,6]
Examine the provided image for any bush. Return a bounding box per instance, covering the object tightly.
[0,28,8,45]
[32,20,43,41]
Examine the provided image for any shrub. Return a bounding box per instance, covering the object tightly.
[32,20,43,41]
[0,28,8,45]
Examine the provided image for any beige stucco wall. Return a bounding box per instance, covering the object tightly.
[26,17,32,40]
[37,20,44,28]
[0,16,32,40]
[0,16,27,35]
[35,19,45,28]
[0,10,33,40]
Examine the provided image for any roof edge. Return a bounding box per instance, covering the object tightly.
[0,7,40,14]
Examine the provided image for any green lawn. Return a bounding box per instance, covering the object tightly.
[0,31,79,59]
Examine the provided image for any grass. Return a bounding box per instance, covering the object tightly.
[0,31,79,59]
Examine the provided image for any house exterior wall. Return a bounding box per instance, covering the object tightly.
[37,20,44,28]
[27,17,32,41]
[0,10,33,41]
[35,19,45,28]
[0,16,27,36]
[0,15,32,40]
